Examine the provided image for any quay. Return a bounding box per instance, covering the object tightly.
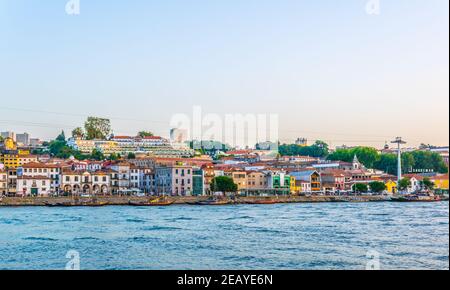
[0,195,399,207]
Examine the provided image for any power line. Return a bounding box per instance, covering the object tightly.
[0,106,169,124]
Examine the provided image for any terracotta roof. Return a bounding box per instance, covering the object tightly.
[403,174,425,181]
[21,162,60,169]
[431,174,449,180]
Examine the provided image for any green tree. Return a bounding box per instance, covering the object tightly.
[137,131,154,138]
[373,154,397,175]
[369,181,387,193]
[84,117,111,140]
[328,147,379,168]
[210,176,238,193]
[420,178,435,190]
[90,149,105,161]
[109,153,120,161]
[352,183,369,193]
[127,152,136,159]
[398,178,411,191]
[72,127,84,139]
[278,140,329,158]
[48,140,67,156]
[56,130,66,142]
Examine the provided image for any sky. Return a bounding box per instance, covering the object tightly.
[0,0,448,148]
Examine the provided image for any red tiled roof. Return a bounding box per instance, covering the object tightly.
[21,162,60,169]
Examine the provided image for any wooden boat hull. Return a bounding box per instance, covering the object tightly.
[246,200,278,204]
[128,201,174,206]
[189,200,233,206]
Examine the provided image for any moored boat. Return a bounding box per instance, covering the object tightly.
[390,194,441,202]
[246,199,278,205]
[128,196,174,206]
[188,197,233,206]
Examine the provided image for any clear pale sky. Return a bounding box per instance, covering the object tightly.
[0,0,448,148]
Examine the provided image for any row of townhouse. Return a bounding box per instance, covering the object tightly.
[1,160,209,197]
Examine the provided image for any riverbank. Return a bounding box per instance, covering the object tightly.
[0,195,396,207]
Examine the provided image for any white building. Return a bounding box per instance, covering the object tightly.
[0,170,7,195]
[20,162,61,194]
[60,170,110,195]
[16,176,51,196]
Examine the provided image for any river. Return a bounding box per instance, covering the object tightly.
[0,202,448,270]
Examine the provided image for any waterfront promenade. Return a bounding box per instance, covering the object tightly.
[0,195,396,207]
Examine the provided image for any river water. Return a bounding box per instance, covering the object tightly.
[0,202,448,270]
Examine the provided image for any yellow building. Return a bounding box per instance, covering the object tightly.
[0,153,19,168]
[290,176,299,194]
[224,170,247,190]
[385,180,397,194]
[430,174,449,190]
[0,137,33,169]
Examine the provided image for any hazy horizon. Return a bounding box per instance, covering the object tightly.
[1,0,449,148]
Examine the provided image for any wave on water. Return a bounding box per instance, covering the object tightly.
[125,218,147,223]
[140,225,183,231]
[0,218,25,225]
[223,215,254,221]
[23,237,58,242]
[73,237,101,241]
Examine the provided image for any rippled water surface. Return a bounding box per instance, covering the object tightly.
[0,202,448,269]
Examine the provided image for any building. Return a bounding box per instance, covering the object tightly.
[60,170,110,195]
[321,170,346,193]
[16,175,51,196]
[1,131,16,142]
[0,170,7,195]
[67,135,195,158]
[154,164,193,196]
[403,174,424,193]
[16,133,30,146]
[246,171,269,190]
[290,170,322,193]
[18,155,38,167]
[192,168,205,196]
[20,162,62,193]
[268,172,291,189]
[109,162,131,194]
[295,138,308,146]
[224,170,247,191]
[6,168,17,195]
[384,179,397,194]
[430,174,449,191]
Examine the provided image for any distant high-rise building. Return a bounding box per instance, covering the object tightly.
[16,133,30,146]
[295,138,308,147]
[29,138,42,147]
[1,131,16,142]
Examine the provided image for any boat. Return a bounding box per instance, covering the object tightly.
[246,199,279,205]
[45,202,75,207]
[128,196,174,206]
[390,194,441,202]
[188,198,233,206]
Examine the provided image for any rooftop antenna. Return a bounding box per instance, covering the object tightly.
[391,137,407,186]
